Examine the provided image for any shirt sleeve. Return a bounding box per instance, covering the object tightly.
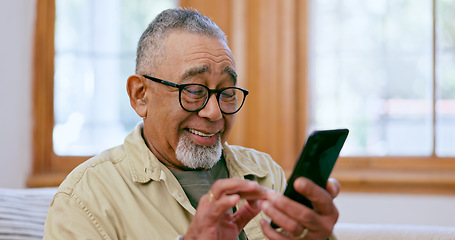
[43,192,110,240]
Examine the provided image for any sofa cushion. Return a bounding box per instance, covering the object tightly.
[0,188,56,240]
[335,223,455,240]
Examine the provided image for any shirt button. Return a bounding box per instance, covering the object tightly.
[177,194,184,201]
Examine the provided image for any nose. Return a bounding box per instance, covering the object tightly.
[198,94,223,121]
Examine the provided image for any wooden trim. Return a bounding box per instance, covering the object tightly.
[31,0,55,176]
[27,172,68,188]
[296,0,310,149]
[51,155,91,172]
[333,169,455,194]
[275,0,298,171]
[29,0,92,187]
[228,0,248,147]
[332,157,455,194]
[336,156,455,171]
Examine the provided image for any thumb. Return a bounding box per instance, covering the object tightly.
[326,178,341,198]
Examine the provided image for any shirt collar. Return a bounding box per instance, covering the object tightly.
[222,142,269,179]
[124,122,165,183]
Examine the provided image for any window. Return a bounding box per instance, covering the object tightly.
[54,0,177,156]
[308,0,455,194]
[30,0,177,186]
[309,0,455,157]
[30,0,455,193]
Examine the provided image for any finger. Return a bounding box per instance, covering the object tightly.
[262,197,311,236]
[326,178,341,198]
[264,178,338,238]
[200,193,241,218]
[293,177,335,215]
[259,219,289,240]
[264,179,337,229]
[186,194,240,240]
[293,178,338,237]
[232,199,262,228]
[210,179,269,200]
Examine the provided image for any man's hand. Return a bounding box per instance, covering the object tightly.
[184,179,268,240]
[259,177,340,240]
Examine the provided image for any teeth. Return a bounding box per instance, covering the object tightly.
[188,129,215,138]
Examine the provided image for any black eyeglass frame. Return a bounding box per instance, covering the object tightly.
[142,75,249,115]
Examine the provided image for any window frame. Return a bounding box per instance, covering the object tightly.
[29,0,76,187]
[29,0,455,195]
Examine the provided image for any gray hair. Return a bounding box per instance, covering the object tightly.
[136,8,227,75]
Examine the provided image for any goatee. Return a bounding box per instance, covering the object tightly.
[175,132,222,169]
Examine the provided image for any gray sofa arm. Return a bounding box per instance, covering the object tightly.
[0,187,57,240]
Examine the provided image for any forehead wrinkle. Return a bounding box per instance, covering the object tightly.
[188,47,234,62]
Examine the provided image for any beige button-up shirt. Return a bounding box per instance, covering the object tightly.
[44,123,288,239]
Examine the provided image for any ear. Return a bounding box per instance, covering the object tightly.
[127,74,149,118]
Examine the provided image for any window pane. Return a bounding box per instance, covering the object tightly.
[436,0,455,156]
[309,0,433,156]
[54,0,177,155]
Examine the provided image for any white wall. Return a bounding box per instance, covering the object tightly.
[0,0,454,228]
[335,192,455,227]
[0,0,36,188]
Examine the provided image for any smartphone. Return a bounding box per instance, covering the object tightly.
[271,129,349,228]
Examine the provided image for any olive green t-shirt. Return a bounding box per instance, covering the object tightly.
[172,156,248,240]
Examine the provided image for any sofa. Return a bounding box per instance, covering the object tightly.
[1,187,455,240]
[0,187,56,240]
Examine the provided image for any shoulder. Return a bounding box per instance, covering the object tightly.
[56,145,128,196]
[223,143,287,192]
[224,144,274,162]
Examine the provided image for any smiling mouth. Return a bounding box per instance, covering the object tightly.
[187,128,217,138]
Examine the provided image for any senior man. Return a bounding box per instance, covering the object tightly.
[44,8,339,240]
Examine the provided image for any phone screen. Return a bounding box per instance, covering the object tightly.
[271,129,348,228]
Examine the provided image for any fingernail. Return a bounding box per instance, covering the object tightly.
[229,194,240,204]
[260,218,271,225]
[261,201,271,210]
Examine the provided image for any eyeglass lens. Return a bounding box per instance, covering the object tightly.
[180,85,244,113]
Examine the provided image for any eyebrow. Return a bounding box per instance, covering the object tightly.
[224,66,238,85]
[182,65,209,80]
[181,65,238,85]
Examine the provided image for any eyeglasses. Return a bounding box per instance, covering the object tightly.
[143,75,249,114]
